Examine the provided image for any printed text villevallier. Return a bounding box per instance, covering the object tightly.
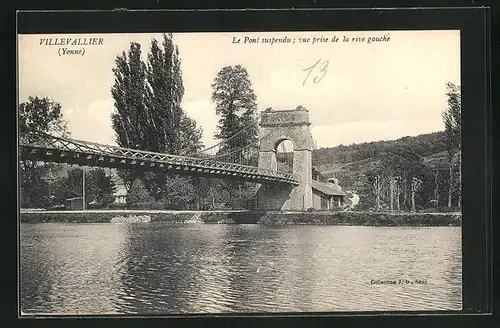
[39,37,104,46]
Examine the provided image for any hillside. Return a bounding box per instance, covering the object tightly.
[312,131,451,190]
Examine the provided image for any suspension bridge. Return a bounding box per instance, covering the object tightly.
[19,108,315,210]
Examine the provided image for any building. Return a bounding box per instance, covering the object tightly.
[111,173,128,204]
[114,184,127,204]
[312,178,346,210]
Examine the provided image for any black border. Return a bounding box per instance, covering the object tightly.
[6,5,493,328]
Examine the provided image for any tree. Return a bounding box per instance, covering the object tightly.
[211,65,259,202]
[144,35,202,201]
[162,175,197,209]
[377,147,432,211]
[110,34,203,204]
[126,179,153,205]
[111,42,150,151]
[146,33,185,155]
[111,42,150,190]
[50,168,94,206]
[19,96,70,208]
[442,82,461,207]
[178,112,205,209]
[87,168,116,205]
[211,65,258,150]
[19,96,69,137]
[179,112,203,155]
[50,168,79,205]
[21,172,51,208]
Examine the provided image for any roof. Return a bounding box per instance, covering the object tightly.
[312,180,346,196]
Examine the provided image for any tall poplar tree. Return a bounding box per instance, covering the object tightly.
[146,33,185,155]
[111,42,150,151]
[110,34,203,206]
[110,42,150,190]
[145,34,202,203]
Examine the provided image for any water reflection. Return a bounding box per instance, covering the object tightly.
[20,223,462,314]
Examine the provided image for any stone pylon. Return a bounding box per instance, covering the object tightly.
[255,106,314,211]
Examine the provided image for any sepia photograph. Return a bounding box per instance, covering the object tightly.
[18,29,462,315]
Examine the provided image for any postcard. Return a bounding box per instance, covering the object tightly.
[18,29,462,315]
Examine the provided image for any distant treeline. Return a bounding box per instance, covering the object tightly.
[312,131,447,167]
[311,129,461,212]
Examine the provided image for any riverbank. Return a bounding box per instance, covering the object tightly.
[19,210,461,226]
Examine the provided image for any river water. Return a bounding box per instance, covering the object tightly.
[20,222,462,315]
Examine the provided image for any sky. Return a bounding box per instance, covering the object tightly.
[18,30,460,149]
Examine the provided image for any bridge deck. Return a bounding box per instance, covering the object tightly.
[19,134,298,185]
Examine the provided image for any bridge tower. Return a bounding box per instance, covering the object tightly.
[256,106,314,211]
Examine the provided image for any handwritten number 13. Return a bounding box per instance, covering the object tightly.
[302,59,329,86]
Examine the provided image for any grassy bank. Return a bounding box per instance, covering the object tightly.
[20,210,461,226]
